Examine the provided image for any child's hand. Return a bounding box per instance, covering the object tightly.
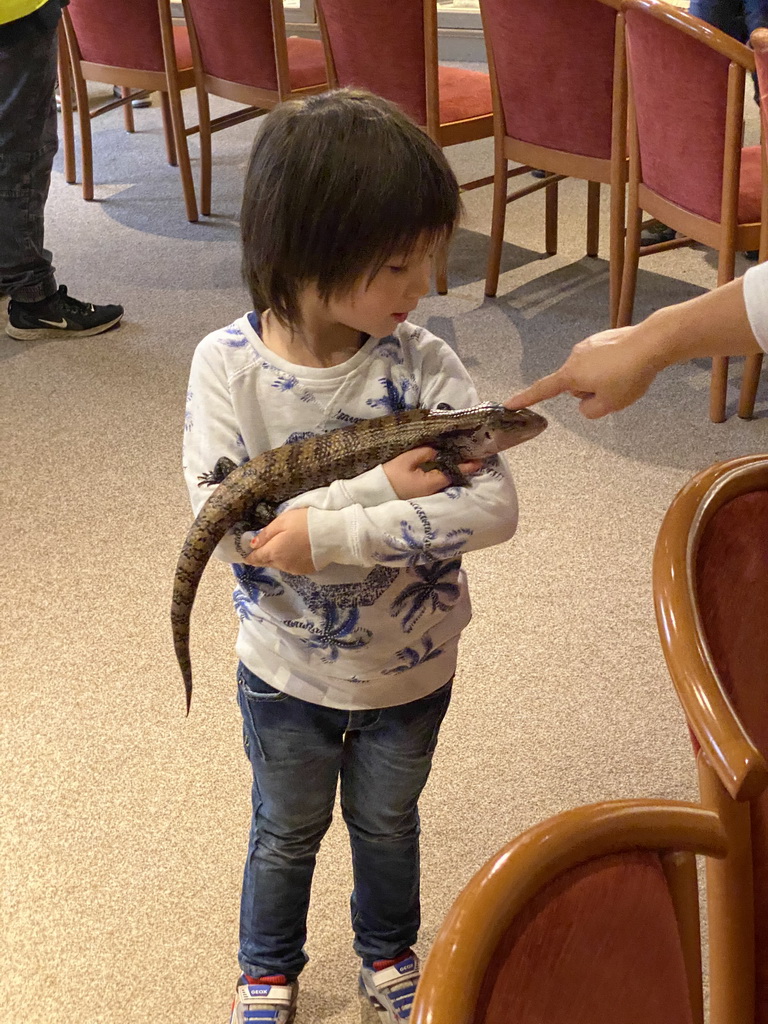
[383,447,484,499]
[245,508,316,574]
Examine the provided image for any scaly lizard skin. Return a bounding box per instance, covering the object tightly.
[173,403,547,713]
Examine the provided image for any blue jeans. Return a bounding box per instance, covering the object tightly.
[690,0,768,40]
[0,1,63,301]
[236,662,453,980]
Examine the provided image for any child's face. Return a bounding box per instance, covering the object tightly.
[328,248,433,339]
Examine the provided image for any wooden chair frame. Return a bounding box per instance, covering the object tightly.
[316,0,494,294]
[412,799,727,1024]
[182,0,328,217]
[741,26,768,420]
[619,0,764,422]
[654,454,768,1024]
[481,0,628,328]
[61,0,198,221]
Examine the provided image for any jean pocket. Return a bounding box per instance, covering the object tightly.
[237,663,288,702]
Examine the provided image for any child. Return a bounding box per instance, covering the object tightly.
[183,88,519,1024]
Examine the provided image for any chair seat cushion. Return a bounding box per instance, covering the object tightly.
[438,65,492,125]
[173,24,193,71]
[287,36,328,91]
[739,145,763,223]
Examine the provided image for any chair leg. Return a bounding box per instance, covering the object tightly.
[545,180,558,255]
[71,67,94,200]
[586,181,600,258]
[121,87,135,133]
[485,143,507,297]
[56,23,76,184]
[435,241,448,295]
[738,353,763,418]
[709,246,737,423]
[197,87,212,218]
[608,175,625,328]
[616,202,641,327]
[160,91,178,166]
[164,84,198,223]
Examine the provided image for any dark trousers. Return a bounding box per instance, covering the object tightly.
[0,1,64,301]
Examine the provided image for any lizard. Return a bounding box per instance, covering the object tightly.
[172,402,547,713]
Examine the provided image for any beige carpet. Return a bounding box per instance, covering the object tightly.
[3,84,767,1024]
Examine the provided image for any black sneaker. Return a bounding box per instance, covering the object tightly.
[6,286,124,340]
[113,85,152,108]
[641,220,677,245]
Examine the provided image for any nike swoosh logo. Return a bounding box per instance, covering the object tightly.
[39,318,68,327]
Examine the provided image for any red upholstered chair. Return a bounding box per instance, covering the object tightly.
[479,0,628,327]
[619,0,766,422]
[411,800,727,1024]
[62,0,198,221]
[654,454,768,1024]
[315,0,494,294]
[180,0,328,217]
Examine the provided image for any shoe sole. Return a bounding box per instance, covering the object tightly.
[359,977,393,1022]
[6,314,123,341]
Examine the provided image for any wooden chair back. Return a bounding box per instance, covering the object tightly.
[180,0,327,216]
[316,0,438,135]
[412,800,727,1024]
[62,0,198,221]
[618,0,763,420]
[480,0,621,163]
[654,454,768,1024]
[479,0,627,323]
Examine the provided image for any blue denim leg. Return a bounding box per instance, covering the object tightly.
[237,664,347,980]
[0,3,61,301]
[340,679,453,963]
[689,0,748,39]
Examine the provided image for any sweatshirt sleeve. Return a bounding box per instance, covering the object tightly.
[743,261,768,353]
[182,335,400,563]
[306,338,519,571]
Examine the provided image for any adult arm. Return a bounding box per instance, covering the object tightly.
[506,265,768,419]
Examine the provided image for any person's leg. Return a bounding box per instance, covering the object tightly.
[341,680,453,1020]
[237,664,346,982]
[689,0,747,39]
[0,4,61,302]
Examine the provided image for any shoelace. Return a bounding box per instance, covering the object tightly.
[56,286,95,316]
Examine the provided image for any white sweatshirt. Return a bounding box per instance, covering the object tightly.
[743,260,768,353]
[183,313,519,710]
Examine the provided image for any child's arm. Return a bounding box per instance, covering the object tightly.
[249,345,520,574]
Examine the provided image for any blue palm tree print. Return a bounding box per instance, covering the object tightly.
[389,559,461,631]
[374,516,473,567]
[366,377,417,413]
[383,635,445,673]
[231,563,283,621]
[217,324,249,348]
[292,602,372,662]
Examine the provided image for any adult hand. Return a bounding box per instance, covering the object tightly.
[505,326,662,419]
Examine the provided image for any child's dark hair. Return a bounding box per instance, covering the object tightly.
[240,88,461,325]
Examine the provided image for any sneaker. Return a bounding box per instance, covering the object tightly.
[230,974,298,1024]
[113,85,152,108]
[359,951,420,1022]
[6,286,124,340]
[640,219,677,245]
[530,167,548,178]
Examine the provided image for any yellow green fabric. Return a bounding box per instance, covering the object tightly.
[0,0,49,26]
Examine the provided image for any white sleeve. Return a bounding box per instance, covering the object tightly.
[306,344,519,571]
[182,337,399,563]
[743,262,768,353]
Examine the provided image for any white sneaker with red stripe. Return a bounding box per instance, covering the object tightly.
[359,951,420,1022]
[229,973,298,1023]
